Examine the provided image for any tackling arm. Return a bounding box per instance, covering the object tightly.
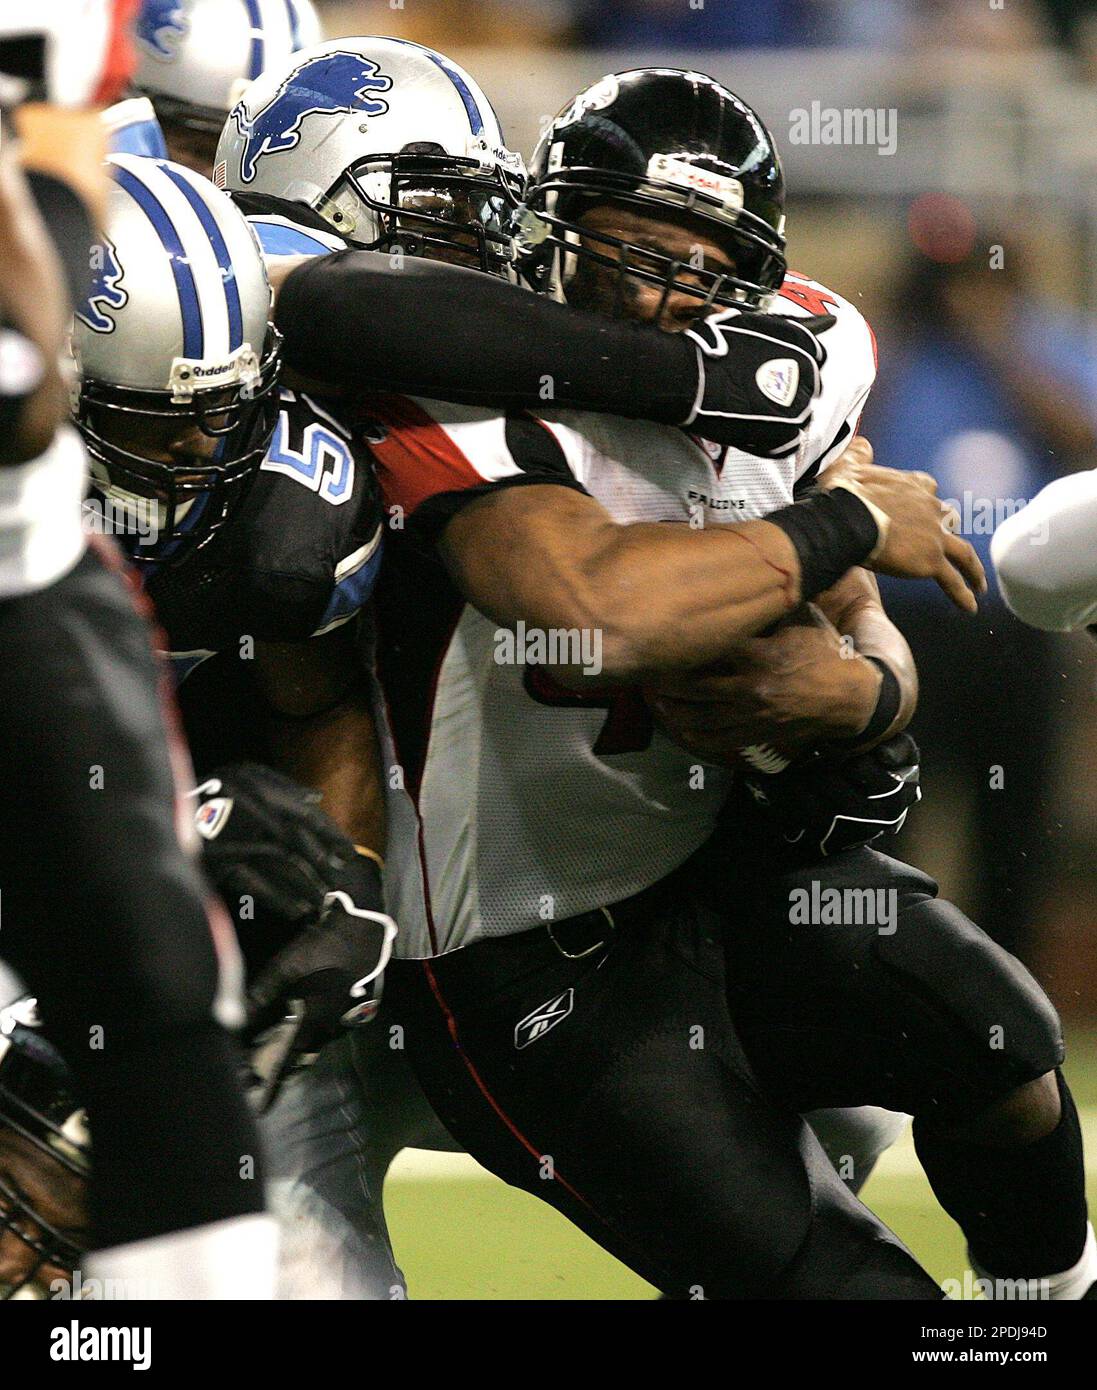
[0,120,70,464]
[254,625,386,854]
[441,483,816,683]
[272,251,829,458]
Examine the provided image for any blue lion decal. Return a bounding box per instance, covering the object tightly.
[136,0,188,61]
[77,240,128,334]
[232,52,392,184]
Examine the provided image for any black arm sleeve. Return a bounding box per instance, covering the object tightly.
[275,250,700,425]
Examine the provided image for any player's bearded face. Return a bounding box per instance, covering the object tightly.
[567,204,739,331]
[0,1131,87,1296]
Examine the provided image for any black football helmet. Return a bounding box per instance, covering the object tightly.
[516,68,787,313]
[0,1000,88,1298]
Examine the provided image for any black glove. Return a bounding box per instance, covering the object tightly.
[683,309,834,458]
[735,732,921,862]
[192,763,397,1046]
[243,885,396,1044]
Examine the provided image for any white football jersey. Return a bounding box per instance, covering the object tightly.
[368,273,876,957]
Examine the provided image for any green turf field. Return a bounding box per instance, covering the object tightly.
[384,1031,1097,1299]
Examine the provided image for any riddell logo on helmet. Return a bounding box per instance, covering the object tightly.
[169,347,259,401]
[647,155,743,213]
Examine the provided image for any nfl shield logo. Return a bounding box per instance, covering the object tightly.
[755,357,800,408]
[195,797,233,841]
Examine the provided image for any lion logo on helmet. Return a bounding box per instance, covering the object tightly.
[231,51,392,185]
[76,240,128,335]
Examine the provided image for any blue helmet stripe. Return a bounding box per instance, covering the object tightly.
[112,164,203,359]
[425,51,484,136]
[285,0,301,49]
[243,0,264,79]
[386,39,484,136]
[158,163,244,351]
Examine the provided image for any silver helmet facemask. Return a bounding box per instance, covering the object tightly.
[76,326,281,565]
[0,1008,88,1300]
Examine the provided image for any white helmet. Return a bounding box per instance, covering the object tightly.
[215,35,525,275]
[72,154,280,559]
[0,0,134,108]
[133,0,322,136]
[100,96,169,159]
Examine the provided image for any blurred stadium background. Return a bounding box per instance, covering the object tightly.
[325,0,1097,1296]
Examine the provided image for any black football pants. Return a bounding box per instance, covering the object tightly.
[716,843,1085,1282]
[0,539,267,1249]
[383,875,942,1300]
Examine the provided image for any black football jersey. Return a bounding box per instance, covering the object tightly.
[141,387,383,655]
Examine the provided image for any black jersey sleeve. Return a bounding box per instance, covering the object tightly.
[275,250,699,425]
[146,389,383,652]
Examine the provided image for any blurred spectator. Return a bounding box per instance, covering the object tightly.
[316,0,1091,54]
[573,0,825,49]
[864,232,1097,958]
[1035,0,1097,53]
[911,0,1052,52]
[1037,0,1097,78]
[319,0,573,48]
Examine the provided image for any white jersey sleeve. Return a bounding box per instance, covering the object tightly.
[991,468,1097,631]
[771,271,878,482]
[363,395,587,538]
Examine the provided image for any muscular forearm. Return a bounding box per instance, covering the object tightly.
[0,142,67,463]
[816,568,917,741]
[441,485,881,683]
[262,697,386,853]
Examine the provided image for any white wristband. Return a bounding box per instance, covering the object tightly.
[0,425,88,599]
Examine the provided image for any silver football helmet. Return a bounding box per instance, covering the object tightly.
[71,154,280,561]
[215,36,525,275]
[133,0,322,136]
